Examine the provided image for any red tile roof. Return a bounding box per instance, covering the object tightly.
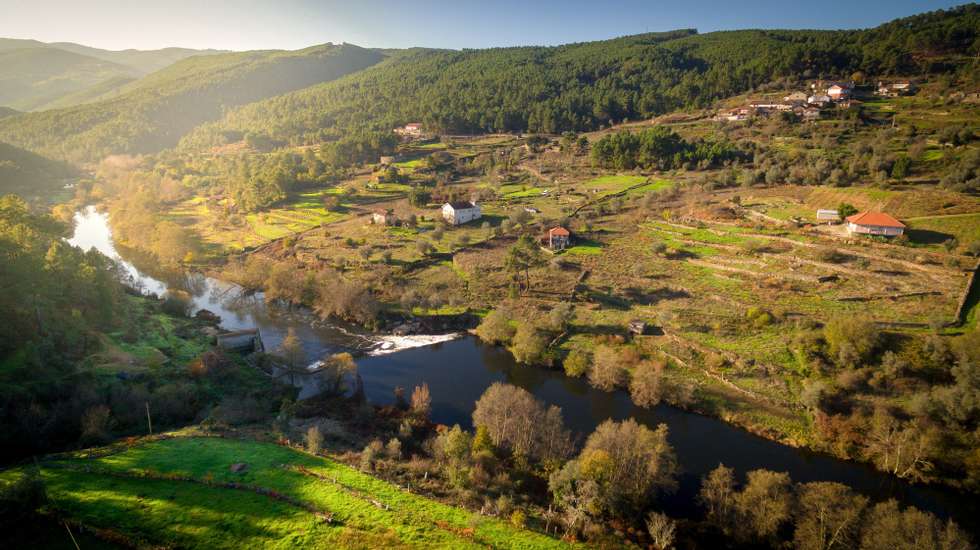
[549,226,570,236]
[846,211,905,228]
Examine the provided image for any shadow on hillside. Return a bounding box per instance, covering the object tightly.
[907,228,954,245]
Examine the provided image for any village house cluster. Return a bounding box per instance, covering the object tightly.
[716,79,914,123]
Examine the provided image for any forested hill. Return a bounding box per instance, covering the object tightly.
[0,141,77,202]
[0,43,385,163]
[179,5,979,150]
[0,47,140,111]
[0,38,223,111]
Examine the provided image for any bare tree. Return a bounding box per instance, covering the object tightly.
[793,482,868,550]
[472,382,572,464]
[646,511,677,550]
[411,383,431,419]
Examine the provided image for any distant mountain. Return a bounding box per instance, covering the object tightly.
[0,107,19,120]
[0,141,77,202]
[0,38,224,111]
[0,43,385,163]
[0,47,140,111]
[46,42,226,74]
[180,5,979,148]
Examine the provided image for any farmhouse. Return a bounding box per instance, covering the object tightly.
[544,226,571,250]
[845,211,906,237]
[372,208,397,226]
[816,209,841,223]
[394,122,423,137]
[827,82,852,101]
[442,201,481,225]
[876,80,916,97]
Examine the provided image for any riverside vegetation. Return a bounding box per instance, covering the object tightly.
[1,4,979,549]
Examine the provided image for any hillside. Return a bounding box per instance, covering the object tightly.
[0,46,140,111]
[1,434,570,549]
[0,43,385,163]
[180,5,980,150]
[0,38,223,111]
[0,107,19,119]
[0,141,77,202]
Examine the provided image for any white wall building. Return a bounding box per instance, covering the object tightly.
[442,201,481,225]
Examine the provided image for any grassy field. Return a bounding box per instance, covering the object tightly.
[7,435,571,549]
[906,212,980,247]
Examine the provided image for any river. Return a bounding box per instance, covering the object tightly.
[68,206,978,529]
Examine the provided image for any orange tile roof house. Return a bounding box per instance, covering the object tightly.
[544,226,571,250]
[845,211,906,237]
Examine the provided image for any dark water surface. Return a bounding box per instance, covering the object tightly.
[357,337,979,526]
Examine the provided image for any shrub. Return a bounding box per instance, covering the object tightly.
[824,315,880,369]
[306,425,323,454]
[510,322,549,365]
[563,349,591,378]
[475,308,515,344]
[510,509,527,529]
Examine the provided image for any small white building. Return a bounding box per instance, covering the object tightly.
[845,211,906,237]
[808,94,832,106]
[442,201,481,225]
[372,209,397,226]
[394,123,423,137]
[816,209,841,223]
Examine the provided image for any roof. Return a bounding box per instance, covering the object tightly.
[445,201,477,210]
[846,211,905,228]
[548,226,570,236]
[405,122,422,128]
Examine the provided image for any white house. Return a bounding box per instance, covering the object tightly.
[808,94,832,106]
[372,209,397,226]
[395,123,423,137]
[845,211,906,237]
[442,201,481,225]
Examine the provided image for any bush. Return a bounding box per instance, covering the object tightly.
[306,425,323,454]
[510,509,527,528]
[824,315,880,369]
[563,349,590,378]
[161,290,193,317]
[510,322,549,365]
[477,309,516,346]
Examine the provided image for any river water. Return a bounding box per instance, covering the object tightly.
[68,206,977,528]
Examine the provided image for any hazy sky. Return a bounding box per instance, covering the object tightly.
[0,0,969,51]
